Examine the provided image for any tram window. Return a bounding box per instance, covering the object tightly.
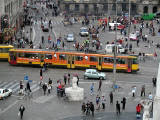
[104,57,114,63]
[0,48,9,53]
[133,58,138,64]
[75,56,83,61]
[45,54,52,59]
[2,48,9,53]
[90,56,97,62]
[116,58,125,64]
[18,53,24,57]
[0,48,2,52]
[24,53,39,59]
[59,54,66,60]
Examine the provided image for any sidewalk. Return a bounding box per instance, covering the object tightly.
[15,25,35,48]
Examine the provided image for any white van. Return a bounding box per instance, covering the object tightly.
[105,44,127,54]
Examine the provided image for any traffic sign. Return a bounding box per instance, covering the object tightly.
[28,80,32,82]
[24,75,29,80]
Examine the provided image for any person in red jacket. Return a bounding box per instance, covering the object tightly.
[136,104,141,114]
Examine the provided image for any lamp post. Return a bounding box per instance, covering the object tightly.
[127,0,131,51]
[112,0,118,90]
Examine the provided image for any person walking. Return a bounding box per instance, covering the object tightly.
[68,73,70,84]
[64,74,67,85]
[116,101,121,115]
[101,95,106,110]
[90,83,94,95]
[96,95,100,110]
[81,102,86,114]
[90,102,95,116]
[86,101,90,115]
[41,36,44,44]
[132,86,136,97]
[47,84,51,94]
[76,74,79,86]
[26,81,31,93]
[42,83,47,95]
[141,85,145,97]
[19,105,25,119]
[98,79,102,91]
[109,92,113,104]
[152,77,157,87]
[40,68,43,80]
[121,97,126,110]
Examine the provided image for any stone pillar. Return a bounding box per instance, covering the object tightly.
[153,63,160,120]
[70,4,75,12]
[79,4,84,14]
[108,3,112,16]
[148,5,152,13]
[137,4,143,15]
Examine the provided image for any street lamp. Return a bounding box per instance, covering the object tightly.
[112,0,118,90]
[127,0,131,51]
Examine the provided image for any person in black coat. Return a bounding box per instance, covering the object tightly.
[19,105,25,119]
[121,97,126,110]
[26,81,31,92]
[42,83,47,95]
[81,102,86,114]
[90,102,95,116]
[116,101,120,115]
[109,92,113,104]
[40,69,43,77]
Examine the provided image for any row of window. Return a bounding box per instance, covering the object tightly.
[15,52,135,64]
[0,48,10,53]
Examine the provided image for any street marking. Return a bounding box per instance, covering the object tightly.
[0,100,18,115]
[79,79,152,85]
[33,95,55,103]
[3,80,17,89]
[0,82,8,88]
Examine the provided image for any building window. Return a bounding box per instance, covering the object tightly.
[112,3,116,10]
[65,4,69,12]
[75,4,79,11]
[103,4,108,11]
[84,4,89,12]
[94,4,97,12]
[122,3,127,12]
[153,6,157,13]
[143,6,148,13]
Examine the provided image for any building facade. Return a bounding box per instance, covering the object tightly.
[60,0,160,16]
[0,0,25,31]
[0,0,25,43]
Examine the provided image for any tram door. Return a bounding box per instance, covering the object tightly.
[98,57,102,70]
[68,55,75,68]
[40,54,45,67]
[127,59,132,72]
[9,52,17,65]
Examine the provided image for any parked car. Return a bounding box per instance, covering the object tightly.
[79,27,89,37]
[0,88,12,100]
[65,34,75,42]
[129,33,138,41]
[84,69,106,80]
